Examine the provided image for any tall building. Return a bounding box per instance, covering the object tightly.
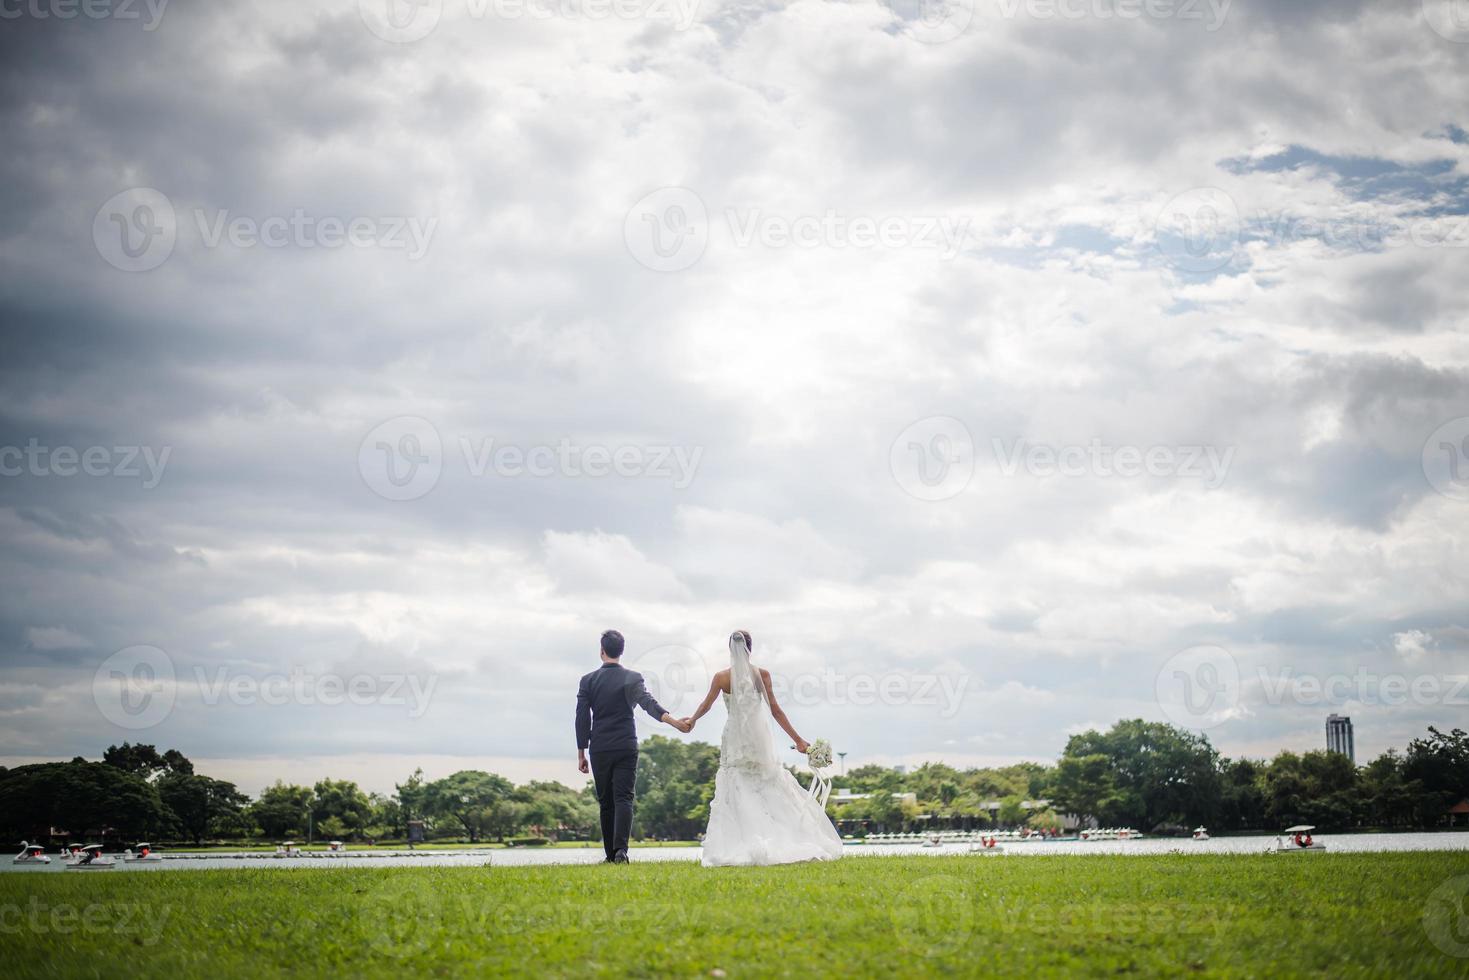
[1326,714,1355,763]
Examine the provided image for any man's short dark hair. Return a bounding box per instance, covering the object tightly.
[601,630,625,658]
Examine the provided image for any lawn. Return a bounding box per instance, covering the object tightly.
[4,853,1467,978]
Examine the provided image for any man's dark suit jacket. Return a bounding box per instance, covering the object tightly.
[576,662,668,755]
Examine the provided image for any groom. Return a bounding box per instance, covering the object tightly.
[575,629,691,863]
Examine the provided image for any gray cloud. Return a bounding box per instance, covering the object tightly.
[1,0,1467,791]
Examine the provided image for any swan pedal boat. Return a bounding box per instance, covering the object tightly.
[1273,825,1327,852]
[13,842,51,865]
[124,843,163,862]
[64,844,116,869]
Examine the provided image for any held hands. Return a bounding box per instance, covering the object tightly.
[663,713,693,734]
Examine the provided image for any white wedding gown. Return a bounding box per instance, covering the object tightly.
[700,634,843,867]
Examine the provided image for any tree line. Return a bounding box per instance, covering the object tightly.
[835,721,1469,833]
[1,722,1463,845]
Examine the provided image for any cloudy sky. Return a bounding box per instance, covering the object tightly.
[1,0,1466,795]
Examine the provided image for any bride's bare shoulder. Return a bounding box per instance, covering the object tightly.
[714,668,732,689]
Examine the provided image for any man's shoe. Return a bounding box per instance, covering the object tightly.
[612,849,630,864]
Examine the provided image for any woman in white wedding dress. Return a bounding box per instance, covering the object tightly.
[685,631,843,867]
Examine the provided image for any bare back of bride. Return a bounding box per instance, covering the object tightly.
[684,631,843,867]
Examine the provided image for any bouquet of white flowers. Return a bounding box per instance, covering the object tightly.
[806,738,833,770]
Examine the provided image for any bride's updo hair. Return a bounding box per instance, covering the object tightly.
[734,630,753,650]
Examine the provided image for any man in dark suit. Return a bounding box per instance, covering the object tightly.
[576,630,691,863]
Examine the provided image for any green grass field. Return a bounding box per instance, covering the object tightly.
[5,853,1468,978]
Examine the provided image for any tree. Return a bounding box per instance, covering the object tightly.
[1218,757,1268,831]
[249,782,313,839]
[1061,720,1221,829]
[1262,750,1359,829]
[1052,754,1122,825]
[395,768,428,827]
[633,736,721,840]
[513,781,597,841]
[1360,750,1423,829]
[366,792,402,840]
[102,743,193,780]
[0,760,170,843]
[423,771,515,842]
[157,773,249,844]
[1404,727,1469,822]
[312,779,373,839]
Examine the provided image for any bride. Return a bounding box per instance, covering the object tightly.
[683,630,843,867]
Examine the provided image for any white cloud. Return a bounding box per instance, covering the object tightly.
[0,0,1467,779]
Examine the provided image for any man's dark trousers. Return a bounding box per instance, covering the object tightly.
[591,748,638,860]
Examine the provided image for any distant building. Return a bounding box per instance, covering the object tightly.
[1326,714,1355,763]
